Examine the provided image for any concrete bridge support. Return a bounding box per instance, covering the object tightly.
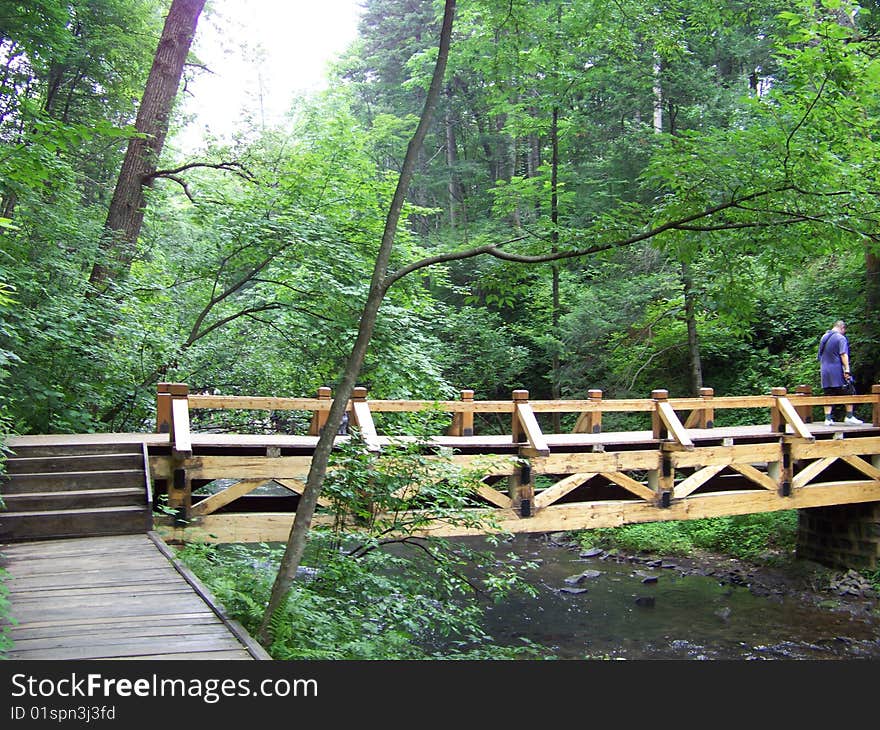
[796,502,880,570]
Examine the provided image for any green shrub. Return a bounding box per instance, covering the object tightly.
[577,511,799,562]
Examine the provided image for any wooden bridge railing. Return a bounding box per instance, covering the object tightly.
[151,381,880,542]
[156,381,880,455]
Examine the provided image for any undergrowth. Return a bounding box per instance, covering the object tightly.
[575,511,800,563]
[176,536,548,660]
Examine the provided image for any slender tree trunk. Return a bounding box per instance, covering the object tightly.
[88,0,205,291]
[257,0,457,645]
[681,262,703,395]
[550,106,561,430]
[863,246,880,386]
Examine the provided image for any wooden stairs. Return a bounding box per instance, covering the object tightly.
[0,441,153,542]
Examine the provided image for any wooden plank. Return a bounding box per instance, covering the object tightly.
[157,477,880,543]
[657,401,694,449]
[842,454,880,480]
[792,457,837,489]
[670,443,782,469]
[534,473,597,510]
[190,478,268,517]
[473,484,513,509]
[774,396,815,441]
[792,436,880,460]
[729,463,778,491]
[171,397,192,457]
[350,400,380,450]
[514,402,550,455]
[673,464,726,499]
[600,471,657,502]
[1,533,266,661]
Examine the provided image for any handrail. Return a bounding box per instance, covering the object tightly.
[160,382,880,449]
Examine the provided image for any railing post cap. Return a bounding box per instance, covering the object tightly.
[651,389,668,400]
[352,386,368,400]
[512,389,529,401]
[771,387,787,396]
[872,384,880,394]
[588,389,603,399]
[699,387,714,397]
[317,386,332,398]
[795,384,811,394]
[460,389,474,400]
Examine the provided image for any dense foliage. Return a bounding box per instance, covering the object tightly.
[176,537,545,659]
[0,0,877,436]
[578,511,800,562]
[1,0,879,657]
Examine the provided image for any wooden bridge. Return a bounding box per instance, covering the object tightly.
[3,382,880,568]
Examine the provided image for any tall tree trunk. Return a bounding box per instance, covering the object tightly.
[445,97,461,227]
[88,0,205,291]
[863,246,880,386]
[257,0,457,645]
[550,105,561,430]
[681,262,703,395]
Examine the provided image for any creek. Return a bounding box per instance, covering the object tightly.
[455,533,880,660]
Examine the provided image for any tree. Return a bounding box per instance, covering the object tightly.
[88,0,206,290]
[257,0,460,642]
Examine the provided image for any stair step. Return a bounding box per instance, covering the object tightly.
[2,488,146,512]
[0,470,145,494]
[0,506,151,542]
[6,453,143,474]
[5,441,144,458]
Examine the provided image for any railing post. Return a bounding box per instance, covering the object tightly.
[684,387,715,428]
[309,386,332,436]
[698,387,714,428]
[873,384,880,427]
[165,383,191,519]
[770,387,787,433]
[156,382,172,433]
[574,389,603,433]
[448,389,475,437]
[795,384,812,423]
[651,389,669,440]
[512,389,529,444]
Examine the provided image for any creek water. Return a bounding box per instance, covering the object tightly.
[457,534,880,660]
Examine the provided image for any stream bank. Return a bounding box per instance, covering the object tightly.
[466,532,880,659]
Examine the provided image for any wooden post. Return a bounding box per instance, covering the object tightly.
[460,389,474,436]
[795,384,812,423]
[309,386,331,436]
[156,382,178,433]
[512,389,529,444]
[684,387,715,429]
[873,384,880,427]
[651,389,669,440]
[770,387,787,434]
[698,387,714,428]
[509,458,535,518]
[350,386,379,450]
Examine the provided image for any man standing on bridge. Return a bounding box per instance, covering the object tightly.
[818,319,863,426]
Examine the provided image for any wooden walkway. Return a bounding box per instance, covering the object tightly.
[0,532,270,660]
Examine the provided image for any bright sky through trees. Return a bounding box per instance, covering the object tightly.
[178,0,363,148]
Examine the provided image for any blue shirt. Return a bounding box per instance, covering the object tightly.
[818,330,848,388]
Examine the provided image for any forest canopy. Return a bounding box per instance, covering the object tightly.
[0,0,878,437]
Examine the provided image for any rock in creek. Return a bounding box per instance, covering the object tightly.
[579,547,605,558]
[564,569,603,585]
[559,587,589,595]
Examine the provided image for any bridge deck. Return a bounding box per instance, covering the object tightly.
[7,420,877,452]
[0,532,270,660]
